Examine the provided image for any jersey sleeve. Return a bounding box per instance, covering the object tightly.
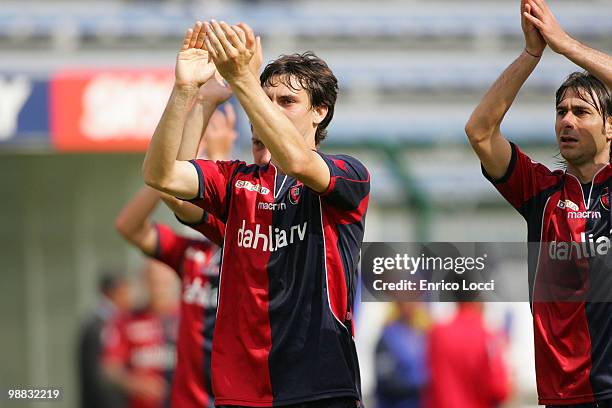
[176,211,225,247]
[153,223,190,274]
[482,142,557,218]
[318,153,370,223]
[188,159,244,222]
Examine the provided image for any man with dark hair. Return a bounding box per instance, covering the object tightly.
[143,20,369,408]
[259,51,338,146]
[465,0,612,406]
[102,261,180,408]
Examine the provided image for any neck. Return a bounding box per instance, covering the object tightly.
[567,161,608,183]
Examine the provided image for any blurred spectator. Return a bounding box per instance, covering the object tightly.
[375,302,430,408]
[77,270,132,408]
[102,261,180,408]
[427,303,511,408]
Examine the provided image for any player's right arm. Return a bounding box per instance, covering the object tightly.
[465,0,546,180]
[142,22,216,199]
[162,70,234,225]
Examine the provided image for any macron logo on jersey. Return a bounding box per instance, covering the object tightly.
[235,180,270,195]
[237,220,307,252]
[257,201,287,211]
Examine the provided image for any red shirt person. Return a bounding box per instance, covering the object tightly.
[427,304,510,408]
[102,261,179,408]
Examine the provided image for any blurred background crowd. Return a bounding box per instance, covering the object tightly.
[1,0,611,407]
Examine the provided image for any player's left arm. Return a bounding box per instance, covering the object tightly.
[524,0,612,88]
[204,20,331,193]
[115,186,161,256]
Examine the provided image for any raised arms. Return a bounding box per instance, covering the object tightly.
[142,23,216,199]
[203,21,332,192]
[465,0,546,180]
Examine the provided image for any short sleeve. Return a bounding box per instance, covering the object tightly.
[318,153,370,212]
[188,159,244,221]
[482,142,558,217]
[176,212,225,248]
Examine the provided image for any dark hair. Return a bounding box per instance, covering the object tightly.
[98,270,126,295]
[260,51,338,145]
[556,72,612,161]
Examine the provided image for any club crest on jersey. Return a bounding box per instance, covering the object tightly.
[289,183,303,205]
[600,187,610,210]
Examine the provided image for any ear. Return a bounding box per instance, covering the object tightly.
[312,105,328,126]
[606,116,612,142]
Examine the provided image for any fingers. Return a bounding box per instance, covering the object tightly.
[224,103,236,127]
[205,21,227,61]
[210,20,238,58]
[526,0,544,18]
[237,22,256,52]
[232,25,247,45]
[255,36,262,59]
[189,21,203,49]
[523,11,543,29]
[523,3,532,23]
[204,35,218,60]
[194,23,207,50]
[220,21,245,51]
[207,110,222,133]
[181,28,193,51]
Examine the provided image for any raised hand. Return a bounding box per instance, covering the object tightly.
[523,0,574,55]
[521,0,545,57]
[203,20,257,82]
[175,21,217,90]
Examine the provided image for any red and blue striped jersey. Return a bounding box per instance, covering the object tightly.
[188,152,370,407]
[485,143,612,405]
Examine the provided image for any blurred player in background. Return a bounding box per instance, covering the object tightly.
[375,302,429,408]
[143,20,369,408]
[78,271,132,408]
[427,303,511,408]
[102,260,179,408]
[465,0,612,406]
[116,37,267,407]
